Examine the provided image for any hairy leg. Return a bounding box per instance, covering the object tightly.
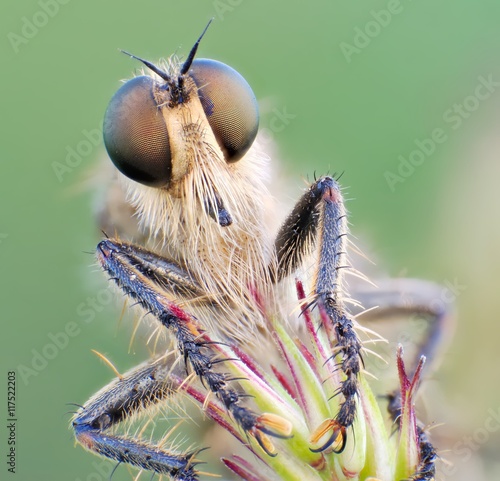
[72,356,200,479]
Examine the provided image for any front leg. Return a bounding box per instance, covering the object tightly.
[271,176,361,452]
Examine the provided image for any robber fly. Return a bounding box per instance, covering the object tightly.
[71,21,446,481]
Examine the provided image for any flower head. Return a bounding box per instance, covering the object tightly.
[174,279,434,481]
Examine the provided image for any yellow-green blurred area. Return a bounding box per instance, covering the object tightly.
[1,0,499,480]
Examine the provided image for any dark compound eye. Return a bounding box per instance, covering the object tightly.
[103,59,259,187]
[103,76,172,187]
[189,59,259,162]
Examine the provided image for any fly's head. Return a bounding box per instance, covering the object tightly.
[101,22,275,339]
[103,22,261,222]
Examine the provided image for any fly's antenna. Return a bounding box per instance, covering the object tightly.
[120,49,171,82]
[180,18,214,74]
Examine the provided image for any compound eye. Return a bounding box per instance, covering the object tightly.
[103,76,171,187]
[189,59,259,162]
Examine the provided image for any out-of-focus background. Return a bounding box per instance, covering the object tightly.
[1,1,499,480]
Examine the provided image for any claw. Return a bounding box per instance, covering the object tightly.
[309,418,347,453]
[256,413,293,439]
[249,413,293,457]
[252,430,277,457]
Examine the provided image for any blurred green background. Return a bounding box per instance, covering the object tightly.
[1,0,500,480]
